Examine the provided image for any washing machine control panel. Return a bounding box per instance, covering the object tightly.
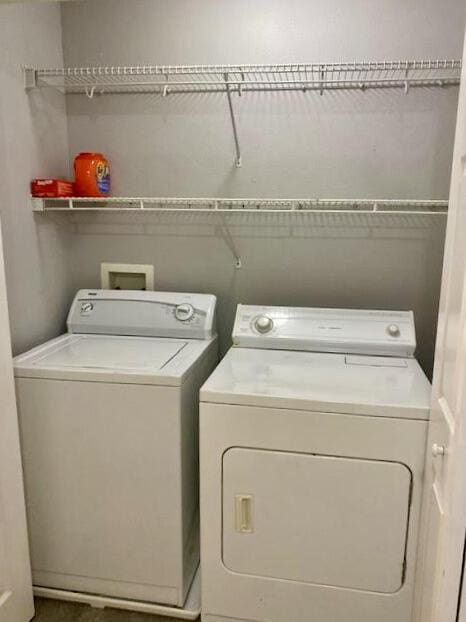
[67,290,217,340]
[233,305,416,357]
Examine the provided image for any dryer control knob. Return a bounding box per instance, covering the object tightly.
[254,315,274,334]
[387,324,400,337]
[175,303,194,322]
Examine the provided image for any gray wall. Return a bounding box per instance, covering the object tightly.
[0,0,459,370]
[0,2,74,355]
[59,0,465,375]
[61,0,463,199]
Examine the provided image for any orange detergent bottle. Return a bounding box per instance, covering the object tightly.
[74,152,111,197]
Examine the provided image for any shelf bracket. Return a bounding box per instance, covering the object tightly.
[319,64,325,96]
[85,85,96,99]
[31,198,44,212]
[23,67,37,89]
[224,73,242,167]
[404,68,410,94]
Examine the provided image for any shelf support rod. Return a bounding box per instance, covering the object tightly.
[224,73,242,167]
[216,202,242,269]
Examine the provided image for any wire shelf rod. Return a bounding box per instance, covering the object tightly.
[33,76,460,90]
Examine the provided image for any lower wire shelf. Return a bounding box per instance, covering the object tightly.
[31,196,448,215]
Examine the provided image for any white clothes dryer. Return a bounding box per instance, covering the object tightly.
[14,289,218,619]
[200,305,431,622]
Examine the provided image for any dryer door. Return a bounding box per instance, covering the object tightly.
[222,448,411,593]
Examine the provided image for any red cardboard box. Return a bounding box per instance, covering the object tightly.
[31,179,74,198]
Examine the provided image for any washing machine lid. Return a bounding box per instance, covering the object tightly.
[14,333,215,386]
[200,347,431,419]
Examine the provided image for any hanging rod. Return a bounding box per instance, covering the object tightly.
[24,60,461,95]
[31,197,448,215]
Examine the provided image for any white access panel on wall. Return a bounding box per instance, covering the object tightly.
[222,448,411,593]
[101,263,155,291]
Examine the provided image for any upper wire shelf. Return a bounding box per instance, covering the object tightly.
[32,196,448,215]
[24,60,462,96]
[24,59,462,167]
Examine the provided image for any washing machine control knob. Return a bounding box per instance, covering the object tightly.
[387,324,400,337]
[175,303,195,322]
[254,315,274,334]
[80,302,94,313]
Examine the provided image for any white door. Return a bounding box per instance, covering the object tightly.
[0,222,34,622]
[414,30,466,622]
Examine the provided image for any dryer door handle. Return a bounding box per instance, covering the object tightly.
[235,494,254,533]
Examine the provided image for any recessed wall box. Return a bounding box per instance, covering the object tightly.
[100,263,154,291]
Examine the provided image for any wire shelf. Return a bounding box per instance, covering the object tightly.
[33,196,447,270]
[24,60,462,96]
[24,59,461,167]
[31,196,448,215]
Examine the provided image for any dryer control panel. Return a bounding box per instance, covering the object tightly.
[232,305,416,357]
[67,290,217,340]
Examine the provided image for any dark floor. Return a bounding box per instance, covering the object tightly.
[33,598,182,621]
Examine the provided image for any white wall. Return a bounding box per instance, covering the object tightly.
[0,2,74,355]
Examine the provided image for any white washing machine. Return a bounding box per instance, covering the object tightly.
[200,305,431,622]
[14,289,218,619]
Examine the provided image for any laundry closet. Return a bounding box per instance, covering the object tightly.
[0,1,466,622]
